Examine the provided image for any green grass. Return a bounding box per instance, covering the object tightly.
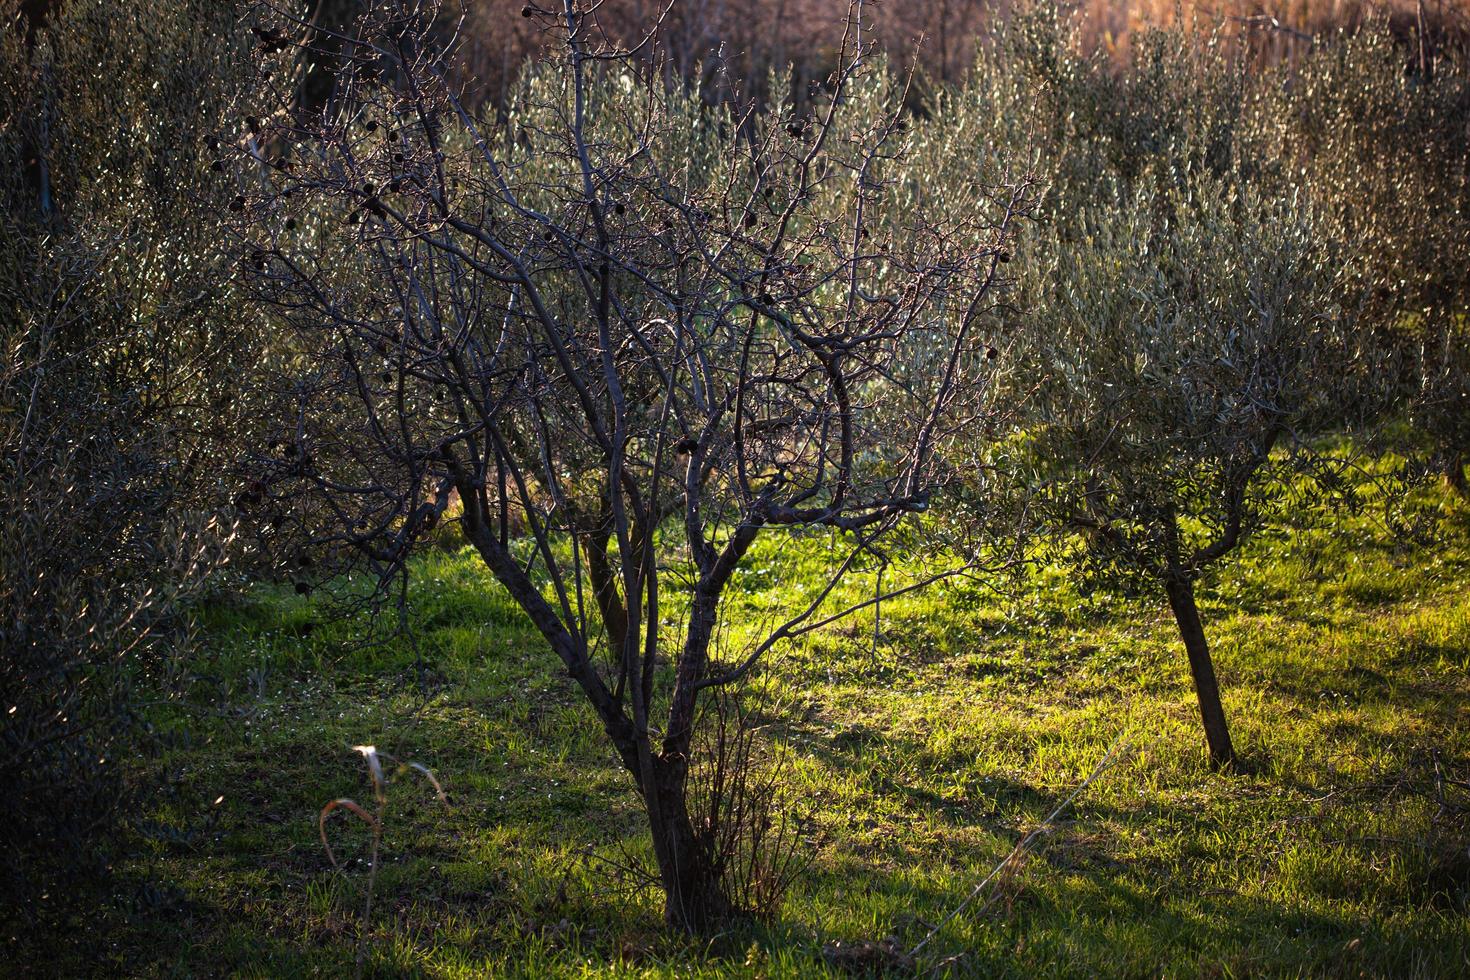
[24,486,1470,977]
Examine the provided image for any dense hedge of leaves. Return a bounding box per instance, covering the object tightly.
[0,0,269,909]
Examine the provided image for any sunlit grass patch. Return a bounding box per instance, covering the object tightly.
[36,484,1470,977]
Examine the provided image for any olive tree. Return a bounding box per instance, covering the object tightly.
[0,0,263,910]
[1252,24,1470,496]
[1019,174,1358,767]
[229,0,1033,928]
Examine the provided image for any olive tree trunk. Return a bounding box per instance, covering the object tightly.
[1164,577,1236,768]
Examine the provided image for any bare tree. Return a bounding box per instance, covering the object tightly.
[228,0,1033,929]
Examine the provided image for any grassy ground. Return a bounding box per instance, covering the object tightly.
[27,482,1470,977]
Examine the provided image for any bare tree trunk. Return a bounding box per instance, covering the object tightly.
[646,755,732,931]
[1164,577,1236,768]
[1445,451,1468,499]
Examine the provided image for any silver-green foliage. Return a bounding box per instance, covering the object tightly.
[0,0,270,899]
[1022,173,1356,585]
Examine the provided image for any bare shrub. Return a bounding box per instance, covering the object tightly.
[685,681,808,920]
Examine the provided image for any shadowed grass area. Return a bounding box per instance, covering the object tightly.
[26,482,1470,978]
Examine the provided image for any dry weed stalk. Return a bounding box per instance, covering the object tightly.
[319,745,449,977]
